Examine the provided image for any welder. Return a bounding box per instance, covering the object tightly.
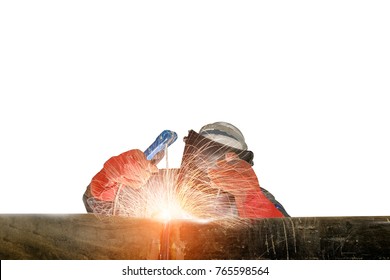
[82,122,289,218]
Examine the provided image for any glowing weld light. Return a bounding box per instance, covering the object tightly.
[153,204,191,222]
[152,201,212,224]
[154,208,172,222]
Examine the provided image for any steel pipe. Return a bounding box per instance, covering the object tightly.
[0,214,389,260]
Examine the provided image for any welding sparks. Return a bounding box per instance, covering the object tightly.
[88,132,256,227]
[109,168,227,223]
[89,166,239,224]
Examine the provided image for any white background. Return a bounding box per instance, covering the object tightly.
[1,1,389,217]
[2,260,388,280]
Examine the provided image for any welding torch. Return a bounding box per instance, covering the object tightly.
[144,130,178,164]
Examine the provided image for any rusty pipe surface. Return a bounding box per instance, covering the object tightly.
[0,214,389,260]
[0,214,163,260]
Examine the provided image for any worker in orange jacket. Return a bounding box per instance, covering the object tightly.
[83,122,288,219]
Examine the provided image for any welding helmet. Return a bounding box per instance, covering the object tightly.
[199,121,248,151]
[180,122,254,167]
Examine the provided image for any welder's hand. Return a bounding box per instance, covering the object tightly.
[207,152,284,218]
[90,149,158,201]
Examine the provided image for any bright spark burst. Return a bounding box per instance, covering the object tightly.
[88,132,254,227]
[110,168,235,224]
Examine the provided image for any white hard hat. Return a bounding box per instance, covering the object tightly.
[199,122,248,150]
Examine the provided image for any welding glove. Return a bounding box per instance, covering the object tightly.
[207,153,284,218]
[90,149,158,201]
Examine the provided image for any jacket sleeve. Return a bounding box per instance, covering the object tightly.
[234,188,285,218]
[207,153,287,218]
[260,187,290,217]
